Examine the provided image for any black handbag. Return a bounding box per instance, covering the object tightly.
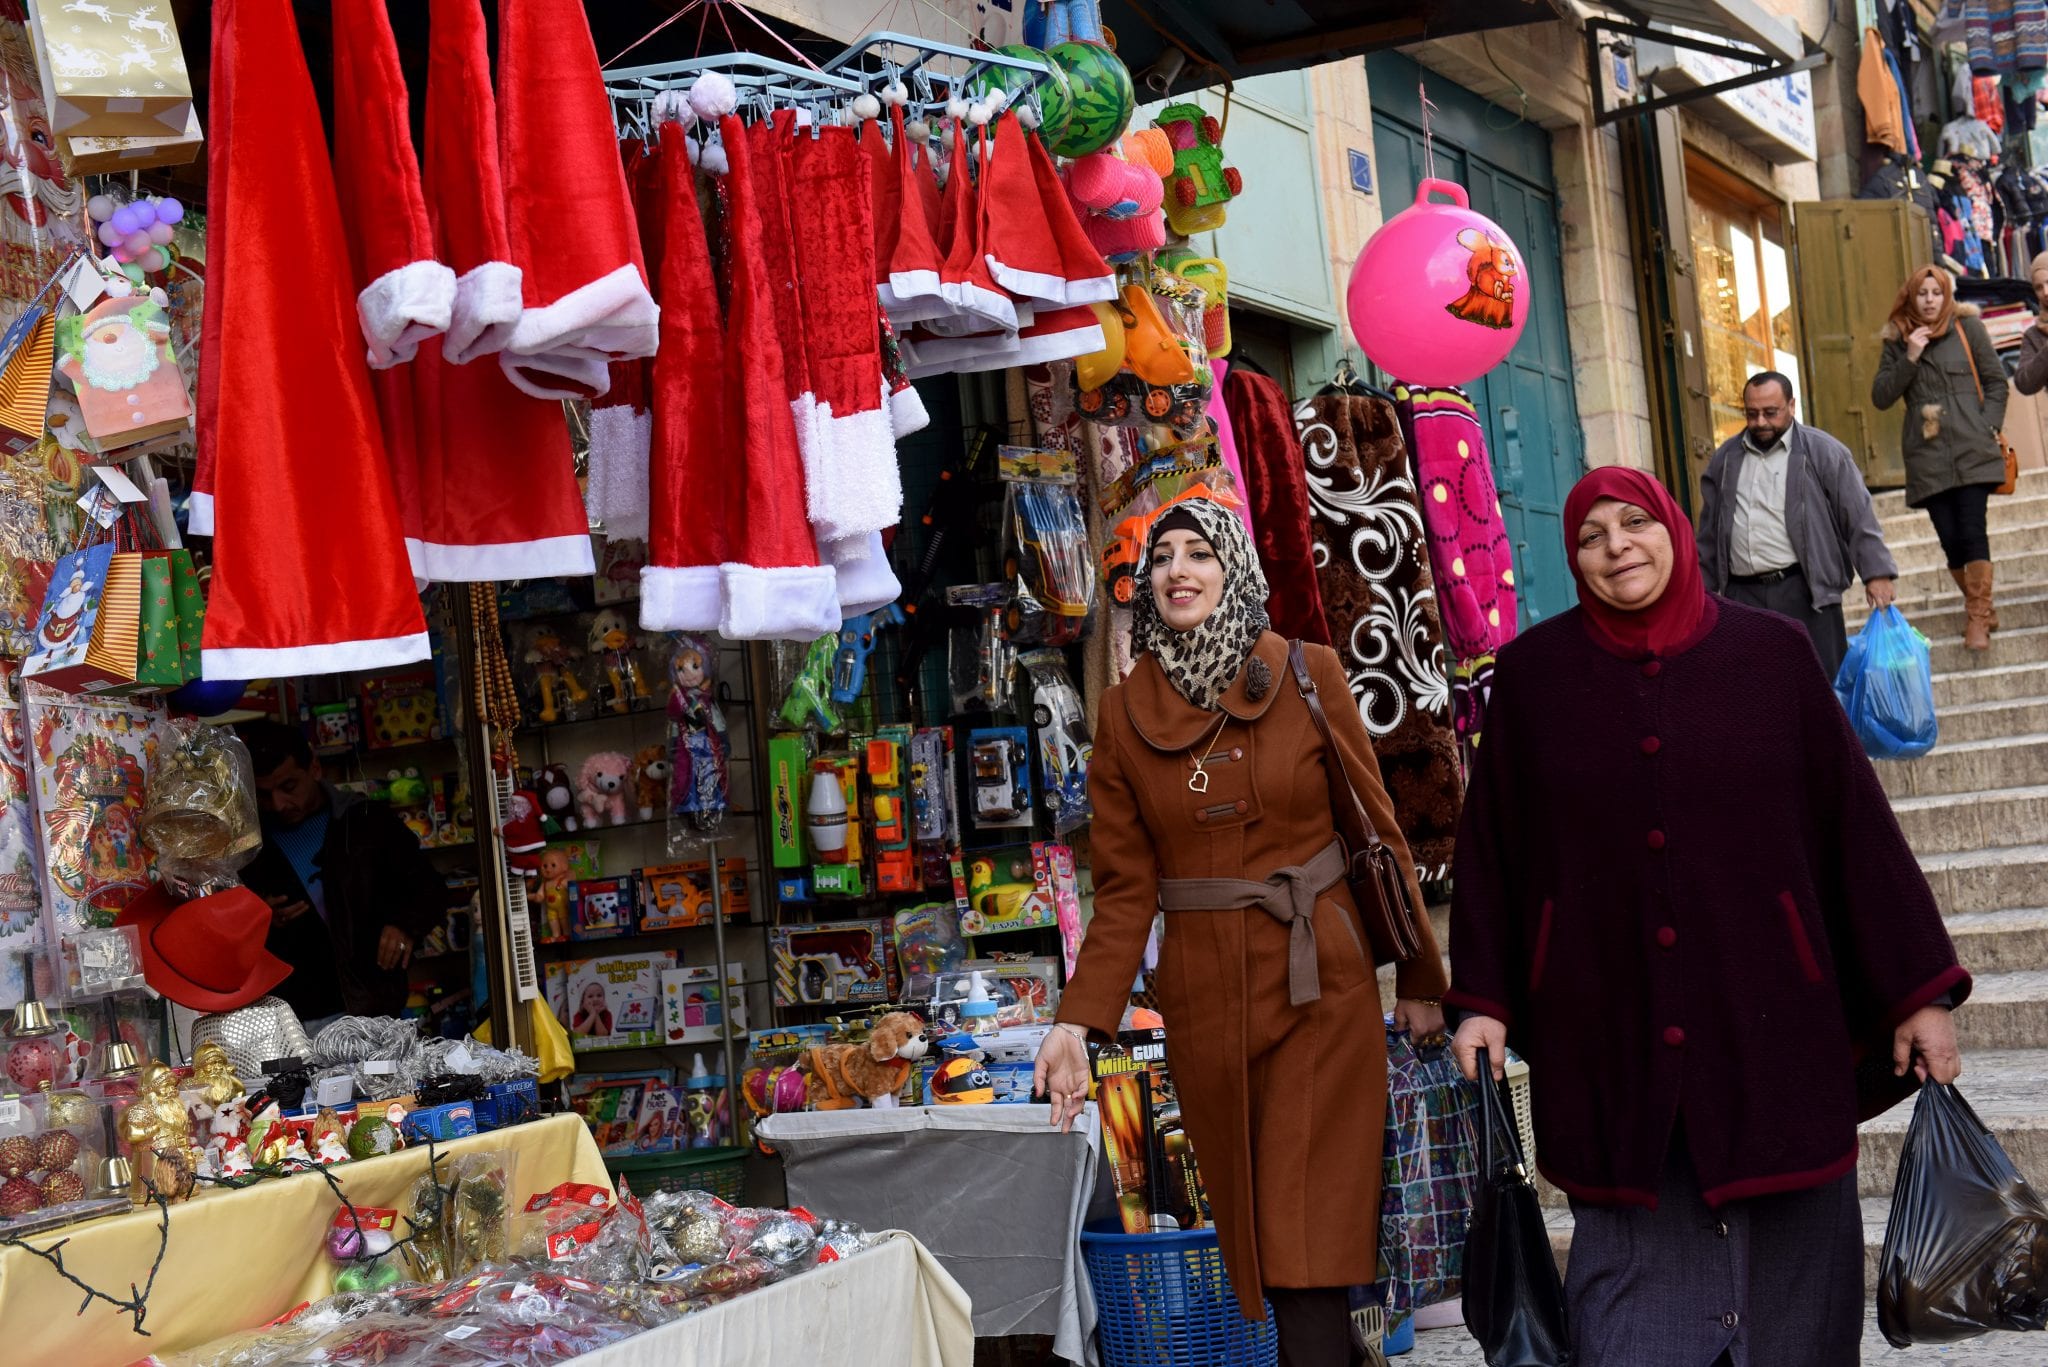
[1462,1047,1571,1366]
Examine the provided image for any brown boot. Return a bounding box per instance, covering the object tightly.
[1948,566,1998,634]
[1963,560,1995,652]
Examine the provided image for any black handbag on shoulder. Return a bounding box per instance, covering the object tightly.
[1463,1047,1571,1366]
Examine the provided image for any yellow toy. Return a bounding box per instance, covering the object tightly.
[524,624,589,724]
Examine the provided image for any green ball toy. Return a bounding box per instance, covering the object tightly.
[1046,41,1134,157]
[970,44,1073,143]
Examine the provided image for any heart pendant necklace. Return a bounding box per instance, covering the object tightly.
[1186,714,1230,794]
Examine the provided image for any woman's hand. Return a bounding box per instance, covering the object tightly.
[1894,1005,1963,1085]
[1905,325,1934,362]
[1034,1023,1092,1133]
[1393,998,1446,1041]
[1452,1014,1509,1082]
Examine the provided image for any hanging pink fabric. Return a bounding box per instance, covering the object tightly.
[1392,383,1518,658]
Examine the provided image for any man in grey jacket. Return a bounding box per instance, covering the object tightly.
[1697,372,1897,679]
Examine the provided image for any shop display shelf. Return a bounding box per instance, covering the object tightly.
[606,1145,750,1202]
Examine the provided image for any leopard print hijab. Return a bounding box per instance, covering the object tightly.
[1132,496,1271,711]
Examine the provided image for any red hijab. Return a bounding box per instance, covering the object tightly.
[1563,467,1715,660]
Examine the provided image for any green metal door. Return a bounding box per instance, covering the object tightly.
[1368,52,1585,627]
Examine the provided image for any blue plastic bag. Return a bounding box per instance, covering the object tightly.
[1835,605,1938,760]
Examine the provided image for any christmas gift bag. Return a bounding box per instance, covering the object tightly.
[27,0,194,140]
[23,678,160,934]
[0,305,55,438]
[165,546,203,679]
[52,295,193,450]
[0,665,42,1009]
[133,550,183,686]
[24,540,117,690]
[65,104,202,175]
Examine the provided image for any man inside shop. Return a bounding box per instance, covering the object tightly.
[236,720,446,1032]
[1696,370,1898,679]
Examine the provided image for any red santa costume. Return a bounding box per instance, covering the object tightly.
[199,0,428,678]
[496,0,658,400]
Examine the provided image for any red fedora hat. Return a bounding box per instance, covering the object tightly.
[115,885,292,1013]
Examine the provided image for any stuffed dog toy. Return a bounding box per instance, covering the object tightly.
[800,1011,929,1110]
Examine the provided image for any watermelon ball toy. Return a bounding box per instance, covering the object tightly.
[970,44,1073,142]
[1047,40,1134,157]
[5,1036,60,1092]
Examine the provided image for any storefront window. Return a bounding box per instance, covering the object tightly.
[1688,161,1802,445]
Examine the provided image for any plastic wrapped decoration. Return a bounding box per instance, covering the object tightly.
[1075,277,1212,434]
[139,718,261,890]
[999,448,1097,648]
[666,634,731,838]
[1018,650,1093,833]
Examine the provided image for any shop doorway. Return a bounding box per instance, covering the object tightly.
[1367,52,1585,627]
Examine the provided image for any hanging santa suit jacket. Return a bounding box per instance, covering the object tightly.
[1056,633,1447,1317]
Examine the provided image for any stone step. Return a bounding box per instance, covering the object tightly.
[1890,784,2048,856]
[1947,907,2048,975]
[1895,549,2048,605]
[1927,693,2048,745]
[1857,1048,2048,1200]
[1927,622,2048,676]
[1848,587,2048,634]
[1950,970,2048,1053]
[1879,731,2048,800]
[1872,470,2048,520]
[1883,516,2048,575]
[1934,660,2048,709]
[1920,844,2048,917]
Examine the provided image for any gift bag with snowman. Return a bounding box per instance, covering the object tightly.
[52,295,191,453]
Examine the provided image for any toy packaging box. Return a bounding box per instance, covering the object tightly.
[769,918,894,1007]
[661,962,748,1044]
[569,873,637,942]
[894,902,967,1002]
[638,858,749,931]
[930,958,1059,1031]
[568,1076,662,1156]
[548,951,676,1051]
[960,843,1076,938]
[1113,1026,1208,1232]
[22,680,160,936]
[358,667,446,750]
[534,840,601,946]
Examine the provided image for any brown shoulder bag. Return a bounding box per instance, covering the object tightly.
[1959,326,2021,497]
[1287,640,1423,965]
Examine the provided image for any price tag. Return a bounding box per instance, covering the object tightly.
[64,258,105,311]
[444,1325,482,1341]
[0,1099,20,1125]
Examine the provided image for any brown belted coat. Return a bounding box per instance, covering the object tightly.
[1058,633,1448,1316]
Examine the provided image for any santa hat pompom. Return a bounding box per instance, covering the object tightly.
[881,80,909,107]
[685,133,703,166]
[852,92,882,121]
[945,96,969,121]
[906,117,931,142]
[653,88,696,127]
[689,70,739,121]
[699,137,730,176]
[1017,103,1041,131]
[986,86,1011,110]
[967,100,992,126]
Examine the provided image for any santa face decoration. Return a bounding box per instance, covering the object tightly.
[78,314,163,391]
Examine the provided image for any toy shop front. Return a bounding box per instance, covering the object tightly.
[0,0,1561,1363]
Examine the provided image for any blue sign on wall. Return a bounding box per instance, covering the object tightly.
[1347,148,1373,194]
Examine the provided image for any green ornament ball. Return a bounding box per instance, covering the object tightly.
[347,1113,401,1161]
[1046,41,1134,157]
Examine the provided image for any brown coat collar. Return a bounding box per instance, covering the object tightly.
[1120,631,1290,751]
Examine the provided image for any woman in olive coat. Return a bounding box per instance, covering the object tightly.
[1871,264,2008,650]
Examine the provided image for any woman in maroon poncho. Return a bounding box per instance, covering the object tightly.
[1448,467,1967,1366]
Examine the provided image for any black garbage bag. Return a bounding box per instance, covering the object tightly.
[1462,1048,1570,1366]
[1877,1081,2048,1347]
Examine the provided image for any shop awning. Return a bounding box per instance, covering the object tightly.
[1610,0,1804,62]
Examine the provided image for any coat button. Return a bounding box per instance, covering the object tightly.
[1716,1221,1729,1238]
[1231,747,1244,761]
[1721,1311,1739,1329]
[1656,926,1677,948]
[1647,829,1666,850]
[1195,810,1209,824]
[1642,660,1662,678]
[1234,800,1248,814]
[1640,736,1661,755]
[1663,1025,1686,1047]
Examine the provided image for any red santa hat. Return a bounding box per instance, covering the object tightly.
[331,0,454,369]
[982,112,1116,309]
[933,120,1016,333]
[424,0,522,366]
[1027,130,1123,301]
[199,0,428,678]
[866,116,900,289]
[746,112,827,537]
[405,0,595,583]
[586,141,663,544]
[878,115,947,324]
[496,0,658,400]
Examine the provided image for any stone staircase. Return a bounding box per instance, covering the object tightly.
[1401,470,2048,1363]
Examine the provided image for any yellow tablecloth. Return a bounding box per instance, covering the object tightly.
[0,1113,609,1365]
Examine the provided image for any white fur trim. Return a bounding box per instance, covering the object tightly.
[1062,271,1118,305]
[403,537,427,585]
[936,279,1016,331]
[812,401,902,543]
[586,406,652,541]
[788,392,827,526]
[639,564,724,632]
[499,349,614,401]
[904,328,1021,377]
[1005,318,1105,368]
[358,259,457,369]
[889,381,930,439]
[414,533,595,583]
[923,299,1032,338]
[506,262,659,362]
[828,533,901,615]
[719,563,842,640]
[445,261,524,365]
[203,631,432,679]
[187,490,213,536]
[984,256,1073,308]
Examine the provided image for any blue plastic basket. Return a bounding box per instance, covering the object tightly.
[1079,1220,1278,1367]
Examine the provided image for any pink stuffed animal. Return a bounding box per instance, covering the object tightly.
[577,751,633,827]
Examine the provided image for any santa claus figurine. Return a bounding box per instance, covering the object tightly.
[501,790,546,883]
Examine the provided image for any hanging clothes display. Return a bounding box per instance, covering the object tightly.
[1296,390,1462,879]
[1862,28,1910,153]
[1224,365,1331,646]
[197,0,428,678]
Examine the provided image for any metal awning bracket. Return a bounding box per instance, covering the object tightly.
[1586,16,1829,127]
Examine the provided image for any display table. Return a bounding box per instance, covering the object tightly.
[580,1231,973,1367]
[0,1113,609,1366]
[758,1104,1101,1366]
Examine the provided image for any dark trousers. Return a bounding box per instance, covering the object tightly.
[1266,1287,1361,1367]
[1922,483,1995,567]
[1722,570,1850,682]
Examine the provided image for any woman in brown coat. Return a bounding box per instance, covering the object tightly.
[1034,494,1448,1367]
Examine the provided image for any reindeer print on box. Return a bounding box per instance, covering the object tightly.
[35,1,193,141]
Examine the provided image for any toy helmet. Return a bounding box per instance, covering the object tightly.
[932,1057,993,1105]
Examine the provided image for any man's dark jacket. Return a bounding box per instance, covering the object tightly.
[240,786,445,1019]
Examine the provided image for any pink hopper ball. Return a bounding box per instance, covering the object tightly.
[1347,178,1528,387]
